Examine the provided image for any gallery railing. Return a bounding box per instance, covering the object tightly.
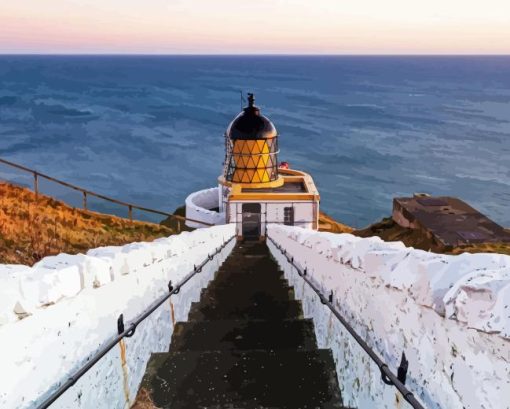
[267,236,426,409]
[36,234,235,409]
[0,157,212,230]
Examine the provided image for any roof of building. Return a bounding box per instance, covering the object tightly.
[393,196,510,247]
[242,181,306,194]
[226,93,277,140]
[226,169,319,202]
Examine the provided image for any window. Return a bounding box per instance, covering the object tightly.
[284,206,294,226]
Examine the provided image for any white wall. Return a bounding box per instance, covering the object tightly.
[267,224,510,409]
[219,184,231,213]
[0,224,236,409]
[228,201,316,236]
[185,187,225,228]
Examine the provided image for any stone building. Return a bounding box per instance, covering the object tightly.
[393,195,510,250]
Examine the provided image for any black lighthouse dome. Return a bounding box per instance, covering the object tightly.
[223,93,279,184]
[226,93,277,140]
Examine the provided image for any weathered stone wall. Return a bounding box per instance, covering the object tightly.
[267,224,510,409]
[0,224,236,409]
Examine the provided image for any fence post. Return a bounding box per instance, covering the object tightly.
[1,157,211,228]
[33,172,39,198]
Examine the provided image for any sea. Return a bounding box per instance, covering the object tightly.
[0,55,509,228]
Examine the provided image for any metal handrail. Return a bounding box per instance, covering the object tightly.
[0,157,213,228]
[36,234,235,409]
[267,236,426,409]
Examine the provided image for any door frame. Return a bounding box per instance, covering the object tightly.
[241,203,261,239]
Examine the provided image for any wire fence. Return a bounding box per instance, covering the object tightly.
[0,157,212,231]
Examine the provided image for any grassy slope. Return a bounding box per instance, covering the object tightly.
[0,182,173,266]
[160,205,194,232]
[3,178,507,265]
[318,210,354,234]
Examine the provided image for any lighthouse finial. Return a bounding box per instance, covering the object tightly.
[247,93,255,108]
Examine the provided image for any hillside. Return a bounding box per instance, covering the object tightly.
[354,217,510,256]
[0,182,173,265]
[318,211,354,234]
[160,205,194,232]
[3,178,508,266]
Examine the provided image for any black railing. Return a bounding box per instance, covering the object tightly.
[0,157,213,228]
[36,235,235,409]
[267,236,426,409]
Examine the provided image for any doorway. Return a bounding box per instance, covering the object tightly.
[242,203,261,239]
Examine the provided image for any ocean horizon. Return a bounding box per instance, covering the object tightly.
[1,55,509,228]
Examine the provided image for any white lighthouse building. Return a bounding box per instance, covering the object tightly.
[185,93,320,239]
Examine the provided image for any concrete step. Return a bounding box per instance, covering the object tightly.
[215,263,282,276]
[187,298,303,321]
[210,274,287,290]
[202,278,294,303]
[208,274,288,288]
[134,241,347,409]
[215,262,283,274]
[213,267,285,280]
[230,242,268,253]
[139,349,344,409]
[226,250,269,259]
[170,319,318,352]
[199,286,294,306]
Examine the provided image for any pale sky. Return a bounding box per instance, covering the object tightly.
[1,0,510,54]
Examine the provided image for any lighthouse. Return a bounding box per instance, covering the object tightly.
[224,93,279,184]
[186,93,320,239]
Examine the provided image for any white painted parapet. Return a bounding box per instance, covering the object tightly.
[0,224,235,409]
[267,224,510,409]
[185,187,225,228]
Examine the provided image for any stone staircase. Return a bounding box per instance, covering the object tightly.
[135,241,346,409]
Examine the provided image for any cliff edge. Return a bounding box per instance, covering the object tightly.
[354,216,510,255]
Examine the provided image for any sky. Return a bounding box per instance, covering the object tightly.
[1,0,510,54]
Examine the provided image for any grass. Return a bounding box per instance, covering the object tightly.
[0,182,174,266]
[160,205,194,232]
[3,179,507,264]
[318,211,354,234]
[132,388,158,409]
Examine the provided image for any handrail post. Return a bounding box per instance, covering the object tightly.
[128,205,133,222]
[33,172,39,198]
[83,191,87,211]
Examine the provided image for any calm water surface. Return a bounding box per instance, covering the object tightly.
[0,56,509,227]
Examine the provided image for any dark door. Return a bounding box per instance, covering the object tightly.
[242,203,261,239]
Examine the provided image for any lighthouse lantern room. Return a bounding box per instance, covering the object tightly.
[224,93,279,184]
